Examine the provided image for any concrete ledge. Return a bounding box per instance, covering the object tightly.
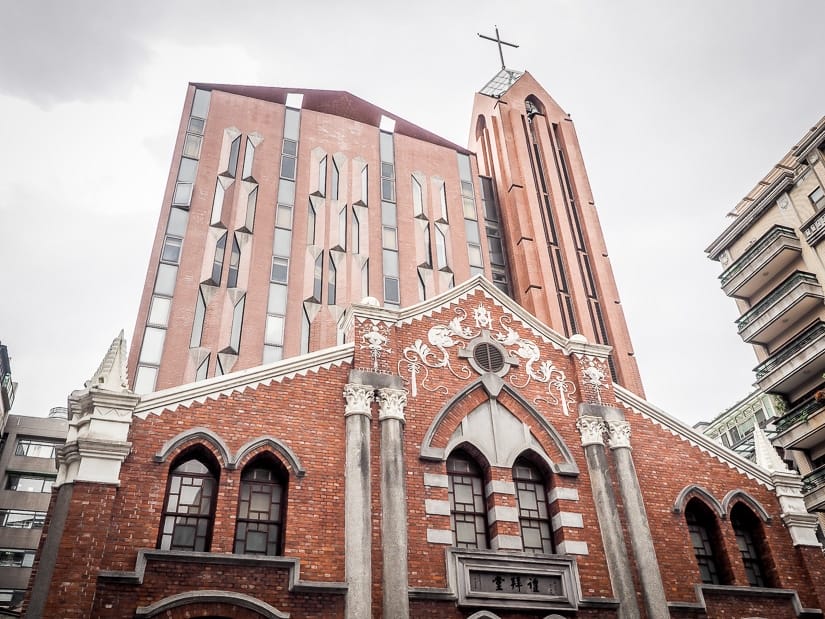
[551,512,584,530]
[548,487,579,502]
[488,505,519,523]
[423,473,448,488]
[667,584,823,618]
[425,499,451,516]
[486,480,515,495]
[427,529,453,544]
[556,540,589,556]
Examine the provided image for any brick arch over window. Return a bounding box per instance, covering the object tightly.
[672,484,725,519]
[153,426,231,468]
[730,501,776,587]
[722,489,772,523]
[420,381,578,475]
[134,589,288,619]
[684,497,733,586]
[233,437,306,477]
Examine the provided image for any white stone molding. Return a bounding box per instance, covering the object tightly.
[423,473,449,488]
[576,416,606,447]
[491,534,522,550]
[556,540,589,556]
[424,499,451,516]
[343,383,374,418]
[376,387,407,423]
[360,324,390,372]
[606,420,631,450]
[426,528,453,544]
[486,479,516,496]
[551,512,584,531]
[488,505,520,523]
[547,487,579,502]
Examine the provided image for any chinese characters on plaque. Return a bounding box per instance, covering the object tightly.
[469,570,563,597]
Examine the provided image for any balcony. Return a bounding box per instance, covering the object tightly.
[736,272,824,345]
[802,466,825,512]
[801,207,825,247]
[719,226,801,299]
[754,321,825,395]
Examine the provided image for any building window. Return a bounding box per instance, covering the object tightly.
[513,457,554,553]
[211,234,226,285]
[242,137,255,180]
[328,256,337,305]
[6,474,54,493]
[360,165,368,205]
[14,439,59,459]
[685,499,729,585]
[0,590,24,610]
[412,176,424,217]
[234,457,287,556]
[227,135,241,178]
[331,159,340,201]
[0,509,46,529]
[158,450,219,552]
[0,550,35,568]
[161,235,183,265]
[313,253,324,302]
[318,156,327,197]
[810,186,825,211]
[190,289,206,348]
[731,504,771,587]
[447,451,489,549]
[245,187,258,232]
[227,235,241,288]
[230,296,245,352]
[195,355,209,381]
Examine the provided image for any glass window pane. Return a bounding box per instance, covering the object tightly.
[155,264,178,296]
[271,257,289,284]
[191,89,211,118]
[457,153,472,180]
[280,156,296,180]
[140,327,166,365]
[284,109,300,140]
[188,117,205,134]
[134,365,158,394]
[383,249,399,276]
[468,244,483,267]
[263,344,283,364]
[178,157,197,183]
[161,236,183,264]
[228,136,240,177]
[268,284,287,315]
[382,202,396,226]
[167,207,189,236]
[183,134,202,159]
[282,139,297,157]
[379,132,394,163]
[382,226,397,250]
[276,205,293,229]
[465,220,480,244]
[381,179,395,202]
[277,179,295,205]
[273,228,292,257]
[173,183,193,206]
[148,296,172,327]
[384,277,400,304]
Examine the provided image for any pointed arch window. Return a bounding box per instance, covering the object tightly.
[685,499,730,585]
[234,457,287,556]
[513,457,554,554]
[731,504,770,587]
[159,450,219,552]
[447,451,488,549]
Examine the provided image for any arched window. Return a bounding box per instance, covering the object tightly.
[234,456,288,555]
[731,503,771,587]
[159,449,219,551]
[685,499,730,585]
[513,457,554,554]
[447,450,488,549]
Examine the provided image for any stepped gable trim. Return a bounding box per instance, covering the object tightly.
[135,590,289,619]
[192,82,472,155]
[99,549,347,594]
[614,385,773,487]
[134,344,353,418]
[343,275,612,359]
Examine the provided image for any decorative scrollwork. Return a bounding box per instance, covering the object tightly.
[360,324,390,372]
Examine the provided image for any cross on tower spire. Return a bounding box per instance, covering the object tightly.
[478,25,519,70]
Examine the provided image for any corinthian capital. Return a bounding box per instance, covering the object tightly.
[343,383,374,418]
[376,388,408,423]
[576,416,606,447]
[606,420,632,450]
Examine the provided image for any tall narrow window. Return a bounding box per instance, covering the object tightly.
[328,256,337,305]
[439,183,448,222]
[513,458,554,554]
[158,451,218,552]
[685,500,729,585]
[423,224,433,267]
[242,138,255,180]
[230,296,245,352]
[227,236,241,288]
[313,253,323,302]
[301,306,311,355]
[731,504,771,587]
[190,289,206,348]
[412,176,424,217]
[210,179,227,226]
[360,165,369,205]
[352,208,360,254]
[211,234,226,285]
[338,206,347,251]
[227,135,241,178]
[195,355,209,381]
[447,451,488,549]
[234,457,287,556]
[318,156,327,197]
[307,200,316,245]
[331,159,340,200]
[435,226,448,269]
[245,187,257,232]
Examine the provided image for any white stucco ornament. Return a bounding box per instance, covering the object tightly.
[360,325,390,372]
[473,303,493,329]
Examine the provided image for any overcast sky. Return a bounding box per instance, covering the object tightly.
[1,1,823,425]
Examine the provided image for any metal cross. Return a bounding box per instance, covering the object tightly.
[478,26,519,70]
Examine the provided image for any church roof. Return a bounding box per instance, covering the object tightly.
[191,82,472,155]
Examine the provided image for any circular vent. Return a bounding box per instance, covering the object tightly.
[473,342,505,373]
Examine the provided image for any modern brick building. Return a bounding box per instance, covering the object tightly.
[24,72,825,618]
[706,116,825,538]
[126,70,643,398]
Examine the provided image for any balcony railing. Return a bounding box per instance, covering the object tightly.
[736,272,821,332]
[754,321,825,380]
[719,225,798,287]
[802,209,825,246]
[775,398,824,433]
[802,465,825,494]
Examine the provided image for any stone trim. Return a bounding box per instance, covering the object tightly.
[376,387,407,423]
[606,420,631,450]
[556,540,589,556]
[427,529,453,544]
[343,383,374,418]
[551,512,584,530]
[667,584,822,618]
[721,489,772,523]
[575,416,605,446]
[486,480,516,495]
[135,590,289,619]
[98,550,347,593]
[425,499,451,516]
[490,534,522,550]
[488,505,519,523]
[547,487,579,502]
[672,484,726,519]
[424,473,449,488]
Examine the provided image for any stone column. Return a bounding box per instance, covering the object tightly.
[343,384,374,619]
[576,410,640,619]
[377,387,409,619]
[606,415,670,619]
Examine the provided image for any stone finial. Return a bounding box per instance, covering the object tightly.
[576,416,606,447]
[752,423,787,472]
[85,331,129,392]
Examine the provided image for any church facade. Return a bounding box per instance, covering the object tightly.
[25,278,825,618]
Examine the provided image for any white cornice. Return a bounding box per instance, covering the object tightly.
[614,385,773,487]
[134,344,354,418]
